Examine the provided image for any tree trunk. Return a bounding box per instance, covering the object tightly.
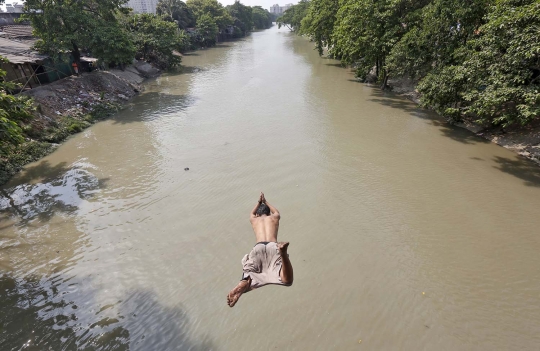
[380,70,389,90]
[71,41,81,65]
[375,59,379,78]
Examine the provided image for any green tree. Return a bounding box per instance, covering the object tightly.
[123,14,187,69]
[195,13,219,46]
[187,0,233,30]
[387,0,490,79]
[0,58,35,155]
[22,0,135,66]
[300,0,339,55]
[251,6,272,30]
[418,0,540,126]
[226,1,253,36]
[277,0,311,33]
[156,0,196,29]
[332,0,426,88]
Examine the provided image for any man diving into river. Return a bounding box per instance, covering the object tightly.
[227,193,293,307]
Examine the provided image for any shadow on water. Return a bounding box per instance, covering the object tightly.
[325,63,346,68]
[428,119,490,145]
[3,161,71,186]
[492,156,540,187]
[0,160,109,225]
[0,275,214,351]
[177,66,206,75]
[112,92,196,125]
[364,86,540,186]
[367,88,491,145]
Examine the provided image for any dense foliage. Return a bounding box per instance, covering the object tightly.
[279,0,540,127]
[123,14,188,69]
[252,6,273,30]
[193,13,220,46]
[25,0,273,65]
[226,1,253,37]
[23,0,136,66]
[277,0,311,32]
[300,0,338,55]
[156,0,196,29]
[418,0,540,126]
[0,59,35,154]
[187,0,233,31]
[156,0,273,46]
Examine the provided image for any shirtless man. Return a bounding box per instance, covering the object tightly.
[227,193,293,307]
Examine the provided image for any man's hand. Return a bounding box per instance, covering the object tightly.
[259,192,266,204]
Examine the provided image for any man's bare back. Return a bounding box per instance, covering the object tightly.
[250,193,280,242]
[226,193,294,307]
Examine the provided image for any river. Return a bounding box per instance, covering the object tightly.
[2,26,540,351]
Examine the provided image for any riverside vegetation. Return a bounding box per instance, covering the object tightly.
[278,0,540,130]
[0,0,273,185]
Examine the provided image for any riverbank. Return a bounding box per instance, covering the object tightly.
[0,62,160,185]
[388,77,540,165]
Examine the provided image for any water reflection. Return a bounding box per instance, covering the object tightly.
[0,274,212,351]
[0,274,129,351]
[0,160,108,224]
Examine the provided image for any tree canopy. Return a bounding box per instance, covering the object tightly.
[252,6,273,30]
[194,13,220,46]
[22,0,135,66]
[187,0,233,30]
[226,1,253,36]
[122,13,188,69]
[277,0,311,32]
[300,0,338,55]
[418,0,540,126]
[156,0,196,29]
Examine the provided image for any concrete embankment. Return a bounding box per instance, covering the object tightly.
[0,62,160,185]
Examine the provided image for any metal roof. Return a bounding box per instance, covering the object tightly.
[0,37,47,64]
[0,25,33,38]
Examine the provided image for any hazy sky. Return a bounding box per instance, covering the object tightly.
[219,0,298,11]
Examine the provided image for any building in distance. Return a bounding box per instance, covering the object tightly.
[269,3,293,16]
[125,0,158,14]
[5,2,24,13]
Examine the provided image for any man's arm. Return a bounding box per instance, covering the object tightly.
[265,200,280,219]
[250,201,260,219]
[250,193,264,219]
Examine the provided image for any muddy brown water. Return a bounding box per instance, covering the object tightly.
[2,26,540,350]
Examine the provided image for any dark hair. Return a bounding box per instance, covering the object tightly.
[256,203,270,216]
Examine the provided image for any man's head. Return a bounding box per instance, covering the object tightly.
[256,203,270,217]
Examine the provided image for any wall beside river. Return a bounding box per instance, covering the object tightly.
[0,62,160,185]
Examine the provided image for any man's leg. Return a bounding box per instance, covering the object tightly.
[227,277,251,307]
[278,242,293,285]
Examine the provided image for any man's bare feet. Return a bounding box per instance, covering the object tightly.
[277,241,289,255]
[227,278,251,307]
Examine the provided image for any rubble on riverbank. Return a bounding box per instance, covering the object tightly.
[0,62,160,185]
